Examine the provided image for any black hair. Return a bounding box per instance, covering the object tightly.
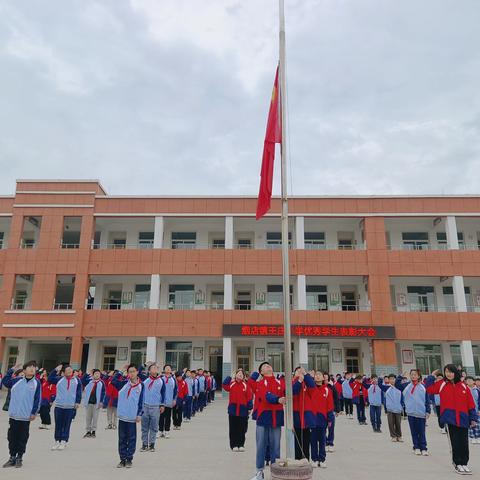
[258,361,271,373]
[92,368,101,375]
[163,364,172,370]
[126,363,138,372]
[23,360,37,370]
[371,374,378,379]
[294,366,302,373]
[147,363,157,372]
[410,368,421,377]
[444,364,462,384]
[387,373,396,379]
[355,374,363,380]
[465,375,475,381]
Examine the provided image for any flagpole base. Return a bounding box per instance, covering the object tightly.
[271,460,313,479]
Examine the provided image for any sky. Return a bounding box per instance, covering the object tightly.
[0,0,479,197]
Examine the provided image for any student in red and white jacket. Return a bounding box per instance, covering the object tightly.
[173,372,188,430]
[292,367,316,461]
[223,369,253,451]
[426,365,478,475]
[309,371,334,469]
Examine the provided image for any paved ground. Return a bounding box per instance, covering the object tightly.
[0,392,479,479]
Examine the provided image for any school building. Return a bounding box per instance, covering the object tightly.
[1,179,480,385]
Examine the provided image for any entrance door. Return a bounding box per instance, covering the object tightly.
[308,343,330,372]
[209,346,223,388]
[345,347,360,373]
[413,344,442,373]
[236,346,251,373]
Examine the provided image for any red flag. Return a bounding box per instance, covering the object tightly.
[256,66,282,220]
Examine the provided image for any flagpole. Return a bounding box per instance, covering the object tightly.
[279,0,295,462]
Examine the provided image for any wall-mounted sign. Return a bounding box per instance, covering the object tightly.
[223,324,396,339]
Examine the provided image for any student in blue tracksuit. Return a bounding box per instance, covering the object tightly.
[159,364,177,438]
[342,372,353,418]
[379,373,403,442]
[48,364,82,450]
[2,361,41,468]
[139,363,165,451]
[112,364,144,468]
[81,369,106,438]
[395,370,431,455]
[192,371,200,416]
[363,374,383,432]
[183,370,194,421]
[197,368,207,412]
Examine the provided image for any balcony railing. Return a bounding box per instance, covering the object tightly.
[20,239,36,249]
[92,241,154,250]
[304,243,365,250]
[87,301,150,310]
[61,242,80,249]
[10,301,31,310]
[393,303,457,312]
[53,302,74,310]
[0,239,4,249]
[306,303,371,311]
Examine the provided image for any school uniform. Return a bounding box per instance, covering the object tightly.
[82,375,106,435]
[364,381,383,432]
[140,375,164,448]
[39,379,56,427]
[2,370,41,463]
[326,383,340,447]
[211,377,217,402]
[309,383,334,464]
[342,378,353,416]
[222,376,253,449]
[468,387,480,441]
[350,379,367,424]
[395,376,430,452]
[192,377,200,415]
[292,374,316,460]
[378,378,403,440]
[173,378,188,427]
[334,380,343,412]
[111,374,144,464]
[197,374,207,411]
[159,375,177,434]
[104,378,119,428]
[183,377,194,420]
[48,370,82,445]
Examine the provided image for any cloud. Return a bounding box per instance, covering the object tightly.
[0,0,479,197]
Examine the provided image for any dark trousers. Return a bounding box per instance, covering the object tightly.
[198,392,206,411]
[7,419,30,458]
[172,404,183,427]
[338,397,344,412]
[344,398,353,415]
[228,415,248,449]
[326,415,335,446]
[183,396,192,419]
[435,405,444,428]
[192,396,198,415]
[294,427,311,460]
[356,397,366,423]
[370,405,382,431]
[310,426,326,462]
[448,424,469,466]
[159,406,172,432]
[407,416,427,451]
[39,404,52,425]
[54,407,75,442]
[118,420,137,461]
[387,412,402,439]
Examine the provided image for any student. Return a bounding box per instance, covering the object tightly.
[465,376,480,445]
[334,375,344,414]
[158,364,177,438]
[378,373,403,442]
[111,364,145,468]
[350,374,367,425]
[197,368,207,412]
[211,375,217,402]
[426,365,477,475]
[139,363,165,452]
[292,367,315,460]
[342,372,354,418]
[223,369,253,452]
[2,361,41,468]
[395,370,430,455]
[183,370,194,422]
[39,371,56,430]
[250,361,286,480]
[310,371,334,468]
[104,371,119,430]
[363,374,383,432]
[48,364,82,450]
[323,373,339,452]
[173,372,188,430]
[192,370,200,416]
[82,369,106,438]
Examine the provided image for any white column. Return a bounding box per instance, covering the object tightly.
[445,216,459,250]
[86,339,100,371]
[16,340,29,366]
[441,343,452,366]
[460,340,475,374]
[225,216,234,249]
[146,337,157,363]
[299,338,308,369]
[452,276,467,312]
[296,275,307,310]
[154,216,164,248]
[150,274,161,309]
[224,274,233,310]
[295,216,305,249]
[223,337,232,364]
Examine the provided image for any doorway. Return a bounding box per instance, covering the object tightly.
[345,347,360,373]
[236,346,251,373]
[209,346,223,388]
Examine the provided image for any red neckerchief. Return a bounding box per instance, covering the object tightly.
[148,375,161,390]
[89,380,100,398]
[165,375,171,384]
[127,380,140,398]
[373,384,376,393]
[411,380,418,395]
[65,375,73,390]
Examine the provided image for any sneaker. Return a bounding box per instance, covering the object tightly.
[91,431,96,438]
[140,445,149,452]
[15,457,23,468]
[105,424,112,430]
[454,465,465,475]
[251,471,264,480]
[112,424,117,430]
[39,424,46,430]
[83,432,91,438]
[164,432,170,439]
[149,445,155,452]
[117,460,126,468]
[44,425,50,430]
[377,429,382,433]
[397,437,404,442]
[51,442,61,451]
[462,466,472,475]
[238,446,245,452]
[310,460,317,468]
[125,460,132,468]
[328,446,335,452]
[442,428,447,434]
[414,449,421,455]
[391,437,397,442]
[421,450,429,456]
[58,441,67,450]
[157,432,163,439]
[2,457,16,468]
[319,461,327,468]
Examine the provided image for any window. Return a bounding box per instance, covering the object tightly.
[237,238,252,249]
[138,232,154,249]
[345,348,360,373]
[267,342,294,373]
[235,291,252,310]
[130,341,147,367]
[341,288,358,311]
[401,232,429,250]
[134,284,151,309]
[337,232,354,250]
[113,238,127,249]
[266,285,293,309]
[266,232,291,249]
[413,344,442,374]
[436,232,464,249]
[211,238,225,249]
[308,343,329,372]
[0,231,4,249]
[304,232,325,249]
[442,286,470,312]
[165,342,192,371]
[236,346,251,372]
[171,232,196,249]
[103,286,122,310]
[473,345,480,375]
[62,217,82,249]
[21,216,41,249]
[407,286,436,312]
[168,285,194,309]
[103,346,117,371]
[306,285,328,310]
[54,275,75,310]
[12,274,34,310]
[450,345,463,369]
[7,346,19,369]
[210,291,224,309]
